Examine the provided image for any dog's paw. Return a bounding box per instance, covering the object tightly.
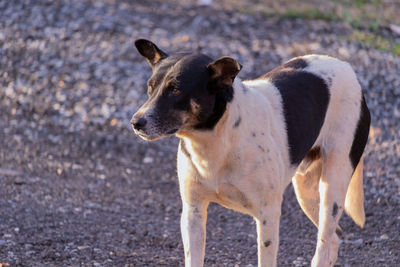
[311,234,340,267]
[328,233,340,266]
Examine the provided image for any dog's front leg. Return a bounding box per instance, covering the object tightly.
[181,201,208,267]
[255,198,282,267]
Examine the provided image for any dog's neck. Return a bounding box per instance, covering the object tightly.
[176,79,245,178]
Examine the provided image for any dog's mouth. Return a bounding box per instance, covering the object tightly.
[133,127,179,141]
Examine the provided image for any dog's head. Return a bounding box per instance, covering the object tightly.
[131,39,242,141]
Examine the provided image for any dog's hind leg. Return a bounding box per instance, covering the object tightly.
[311,150,353,267]
[293,150,341,267]
[292,147,323,227]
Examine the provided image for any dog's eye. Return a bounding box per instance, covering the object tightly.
[171,88,181,95]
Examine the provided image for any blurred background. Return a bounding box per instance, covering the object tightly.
[0,0,399,266]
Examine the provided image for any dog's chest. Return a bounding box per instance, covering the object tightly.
[182,146,271,214]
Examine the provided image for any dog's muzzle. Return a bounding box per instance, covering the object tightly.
[130,116,147,131]
[130,115,151,140]
[130,111,180,141]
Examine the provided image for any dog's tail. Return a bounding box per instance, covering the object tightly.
[344,156,365,228]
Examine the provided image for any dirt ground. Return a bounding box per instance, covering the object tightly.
[0,0,399,266]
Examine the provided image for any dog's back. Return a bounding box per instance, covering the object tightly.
[247,55,369,172]
[243,55,370,266]
[244,54,370,227]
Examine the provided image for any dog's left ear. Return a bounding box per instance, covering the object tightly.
[134,39,168,68]
[207,57,242,90]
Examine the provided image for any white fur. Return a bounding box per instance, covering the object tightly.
[176,55,365,267]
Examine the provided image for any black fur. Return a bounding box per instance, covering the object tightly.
[263,240,271,247]
[193,88,233,130]
[134,39,168,66]
[233,116,241,128]
[259,60,330,165]
[194,67,235,130]
[283,58,308,69]
[332,202,338,217]
[349,95,371,170]
[335,227,343,237]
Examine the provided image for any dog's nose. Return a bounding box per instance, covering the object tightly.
[131,117,147,130]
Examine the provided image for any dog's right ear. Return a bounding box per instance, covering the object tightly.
[134,39,168,68]
[207,57,242,91]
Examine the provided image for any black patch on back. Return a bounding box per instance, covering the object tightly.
[263,240,271,247]
[349,95,370,170]
[259,60,330,165]
[283,58,308,69]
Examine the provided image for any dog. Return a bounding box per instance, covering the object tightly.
[131,39,370,267]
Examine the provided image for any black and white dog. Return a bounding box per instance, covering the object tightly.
[131,39,370,267]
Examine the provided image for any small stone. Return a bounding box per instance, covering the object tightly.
[110,118,118,126]
[58,80,65,87]
[143,157,154,164]
[380,234,389,240]
[389,24,400,36]
[25,250,35,256]
[197,0,212,6]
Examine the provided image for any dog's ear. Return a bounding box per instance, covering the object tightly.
[207,57,242,90]
[134,39,168,67]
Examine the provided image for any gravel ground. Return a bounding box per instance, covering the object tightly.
[0,0,399,266]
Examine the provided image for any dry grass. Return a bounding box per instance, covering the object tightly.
[217,0,400,26]
[212,0,400,56]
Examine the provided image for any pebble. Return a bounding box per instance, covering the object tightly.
[143,157,154,164]
[380,234,389,240]
[293,256,308,266]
